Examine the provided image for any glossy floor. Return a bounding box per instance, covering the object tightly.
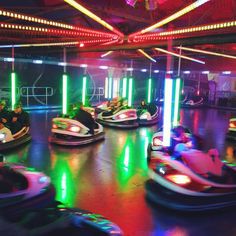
[4,108,236,236]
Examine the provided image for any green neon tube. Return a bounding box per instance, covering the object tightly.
[173,78,181,126]
[128,78,133,107]
[122,77,127,98]
[62,74,68,115]
[82,75,87,105]
[105,77,108,98]
[147,78,152,103]
[11,72,16,110]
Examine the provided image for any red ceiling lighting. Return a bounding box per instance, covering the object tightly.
[0,8,117,39]
[129,0,210,40]
[131,20,236,43]
[0,22,118,41]
[64,0,124,38]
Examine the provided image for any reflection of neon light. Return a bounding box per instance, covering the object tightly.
[108,76,113,99]
[82,76,87,105]
[122,77,127,98]
[163,79,173,147]
[128,78,133,107]
[62,74,68,115]
[11,72,16,110]
[173,78,181,126]
[147,78,152,103]
[105,77,108,98]
[124,146,130,169]
[61,173,67,200]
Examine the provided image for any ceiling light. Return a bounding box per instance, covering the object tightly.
[80,64,88,68]
[101,51,113,58]
[33,60,43,64]
[137,49,156,62]
[64,0,124,37]
[130,0,209,37]
[99,66,108,69]
[202,71,209,74]
[222,71,231,75]
[177,46,236,60]
[154,48,205,64]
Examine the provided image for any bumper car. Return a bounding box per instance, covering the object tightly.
[226,118,236,141]
[182,97,204,108]
[0,162,122,235]
[0,161,55,217]
[1,201,123,236]
[95,101,110,114]
[97,108,138,128]
[83,106,96,119]
[137,105,159,126]
[0,126,31,152]
[49,117,105,146]
[146,127,236,211]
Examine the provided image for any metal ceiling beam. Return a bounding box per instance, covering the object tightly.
[76,34,236,52]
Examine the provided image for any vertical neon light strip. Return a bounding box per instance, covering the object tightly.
[62,74,68,115]
[108,76,112,99]
[82,75,87,105]
[128,78,133,107]
[105,77,108,98]
[163,79,173,147]
[147,78,152,103]
[173,78,181,126]
[122,77,127,98]
[11,72,16,110]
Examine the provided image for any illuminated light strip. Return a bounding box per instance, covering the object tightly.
[154,48,205,64]
[128,78,133,107]
[62,74,68,115]
[177,46,236,60]
[158,21,236,36]
[11,72,16,110]
[64,0,124,37]
[147,78,152,103]
[0,8,116,38]
[0,42,80,48]
[122,77,127,98]
[101,51,113,58]
[108,76,113,99]
[82,76,87,105]
[137,49,156,62]
[0,22,117,40]
[130,0,209,37]
[131,20,236,43]
[0,38,113,48]
[173,78,181,126]
[163,79,173,147]
[104,77,108,99]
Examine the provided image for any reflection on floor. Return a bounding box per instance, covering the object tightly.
[3,108,236,236]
